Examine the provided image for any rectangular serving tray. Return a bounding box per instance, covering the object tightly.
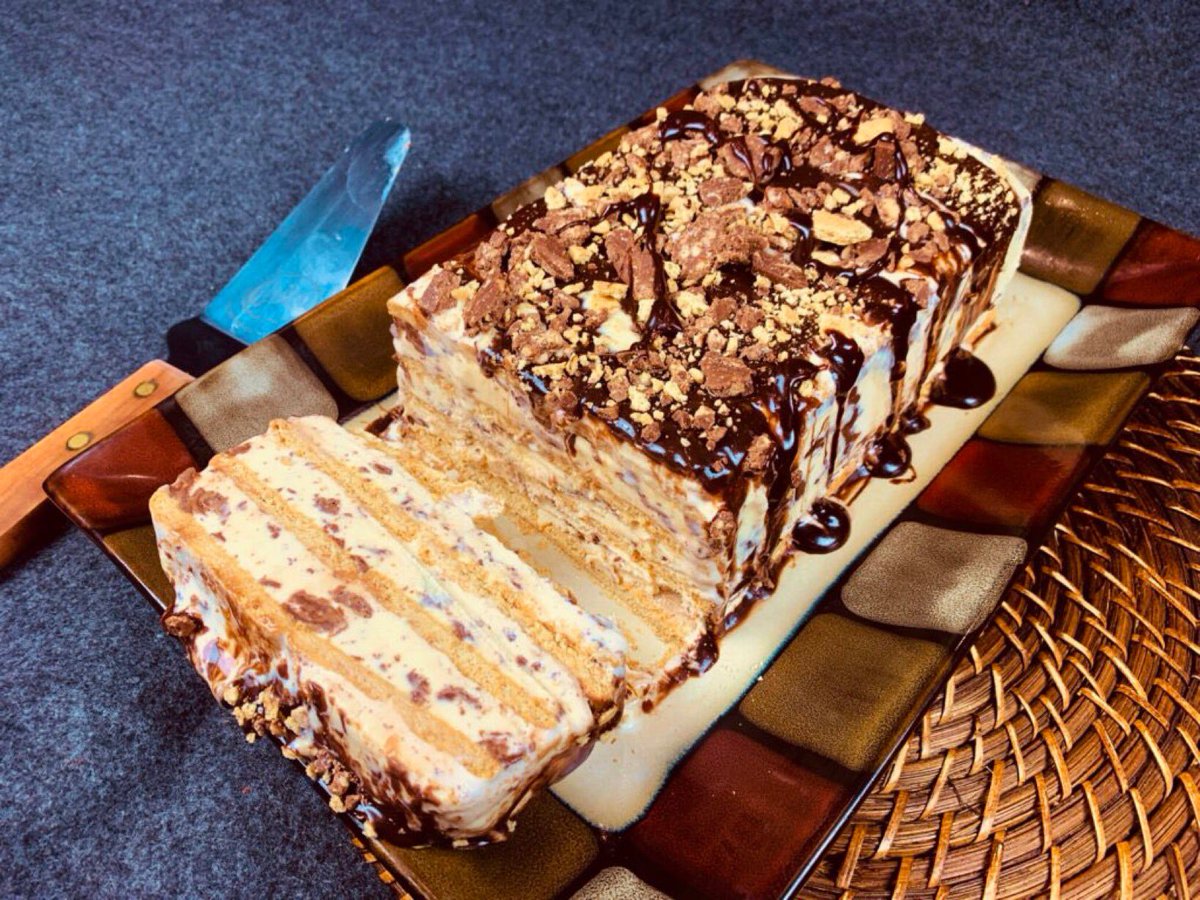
[44,60,1200,900]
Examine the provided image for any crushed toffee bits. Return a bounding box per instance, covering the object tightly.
[418,76,1019,487]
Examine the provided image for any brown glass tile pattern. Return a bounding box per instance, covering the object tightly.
[917,439,1091,532]
[979,371,1149,446]
[740,614,948,772]
[1100,221,1200,306]
[293,266,406,402]
[382,794,596,900]
[1020,181,1141,295]
[44,407,197,533]
[175,334,338,452]
[103,525,174,605]
[627,728,848,899]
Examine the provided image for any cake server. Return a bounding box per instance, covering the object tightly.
[0,119,411,568]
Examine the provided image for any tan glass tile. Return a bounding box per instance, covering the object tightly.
[175,335,338,452]
[571,867,669,899]
[1044,305,1198,370]
[843,522,1026,635]
[381,794,597,900]
[740,614,946,772]
[1021,181,1140,295]
[979,371,1149,446]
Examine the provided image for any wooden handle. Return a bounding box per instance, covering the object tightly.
[0,359,192,568]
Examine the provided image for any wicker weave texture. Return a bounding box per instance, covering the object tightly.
[803,356,1200,899]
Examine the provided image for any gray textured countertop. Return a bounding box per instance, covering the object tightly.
[3,2,1198,897]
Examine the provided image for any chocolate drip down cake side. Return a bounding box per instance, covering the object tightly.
[150,76,1030,846]
[387,76,1029,699]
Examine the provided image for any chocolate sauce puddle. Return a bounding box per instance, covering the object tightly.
[900,409,930,434]
[866,431,912,478]
[792,498,851,554]
[931,348,995,409]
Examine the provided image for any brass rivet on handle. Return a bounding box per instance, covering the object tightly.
[133,379,158,398]
[66,431,92,452]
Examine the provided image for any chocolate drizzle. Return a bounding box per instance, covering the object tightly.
[900,409,930,434]
[754,354,820,587]
[658,109,721,146]
[864,281,919,383]
[819,330,863,475]
[641,629,719,713]
[864,133,909,183]
[606,192,681,336]
[444,75,1018,612]
[607,192,664,233]
[819,330,864,395]
[784,209,815,261]
[931,348,996,409]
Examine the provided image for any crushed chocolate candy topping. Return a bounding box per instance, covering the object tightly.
[706,508,737,555]
[471,231,508,281]
[169,469,230,520]
[417,270,460,317]
[604,228,636,282]
[698,175,748,207]
[700,351,753,397]
[423,75,1021,515]
[331,585,372,619]
[283,590,348,635]
[751,248,809,289]
[669,207,767,284]
[528,233,575,281]
[462,277,509,331]
[743,434,775,474]
[161,610,201,639]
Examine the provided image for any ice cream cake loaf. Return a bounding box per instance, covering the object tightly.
[149,415,627,844]
[386,76,1030,688]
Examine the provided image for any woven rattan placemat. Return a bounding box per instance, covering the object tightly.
[800,354,1200,899]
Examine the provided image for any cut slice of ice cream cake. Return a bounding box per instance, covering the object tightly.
[385,76,1030,693]
[149,415,627,844]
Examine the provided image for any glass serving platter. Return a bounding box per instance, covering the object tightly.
[44,60,1200,900]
